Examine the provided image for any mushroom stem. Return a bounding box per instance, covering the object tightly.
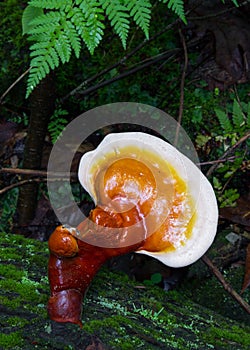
[47,243,108,327]
[47,209,144,326]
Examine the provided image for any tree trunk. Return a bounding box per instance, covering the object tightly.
[15,73,55,229]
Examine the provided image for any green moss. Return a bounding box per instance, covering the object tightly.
[0,250,20,261]
[6,316,29,327]
[180,265,250,325]
[0,295,21,309]
[1,233,250,350]
[204,325,250,349]
[0,332,24,349]
[0,263,24,279]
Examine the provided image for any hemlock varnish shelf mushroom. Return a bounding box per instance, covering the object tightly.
[48,132,218,326]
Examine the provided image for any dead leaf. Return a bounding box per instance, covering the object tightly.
[219,191,250,231]
[241,243,250,293]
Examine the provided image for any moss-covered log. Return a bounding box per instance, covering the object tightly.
[0,233,249,350]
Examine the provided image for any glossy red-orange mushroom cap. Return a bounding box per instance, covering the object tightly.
[78,132,218,267]
[48,225,79,258]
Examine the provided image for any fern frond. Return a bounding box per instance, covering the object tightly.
[76,1,105,54]
[22,6,44,35]
[230,0,239,6]
[55,33,72,64]
[28,0,69,10]
[159,0,186,23]
[124,0,151,39]
[48,108,68,144]
[25,10,72,97]
[28,11,61,29]
[99,0,130,48]
[247,102,250,129]
[232,99,244,128]
[64,20,81,58]
[215,108,233,133]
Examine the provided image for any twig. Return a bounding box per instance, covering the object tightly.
[202,255,250,315]
[0,178,43,195]
[0,68,31,104]
[0,167,77,179]
[206,131,250,177]
[174,28,188,146]
[65,50,179,99]
[61,20,181,103]
[197,155,239,166]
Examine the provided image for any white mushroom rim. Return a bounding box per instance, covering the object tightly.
[78,132,218,268]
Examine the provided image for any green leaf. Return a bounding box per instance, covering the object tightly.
[159,0,186,23]
[151,273,162,285]
[28,0,69,9]
[232,99,244,128]
[28,12,61,33]
[64,21,81,58]
[99,0,130,49]
[77,1,105,54]
[48,108,68,144]
[247,102,250,129]
[220,188,239,208]
[124,0,151,39]
[213,177,222,191]
[215,108,233,133]
[22,6,43,35]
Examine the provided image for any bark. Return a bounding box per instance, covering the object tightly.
[0,232,249,350]
[15,73,55,228]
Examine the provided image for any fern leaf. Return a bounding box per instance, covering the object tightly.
[230,0,239,6]
[22,5,43,35]
[64,20,81,58]
[25,7,75,97]
[48,109,68,144]
[247,102,250,129]
[76,1,105,54]
[47,47,60,69]
[99,0,130,48]
[124,0,151,39]
[28,0,69,10]
[28,12,61,31]
[159,0,186,23]
[215,108,233,133]
[232,99,245,128]
[55,33,72,64]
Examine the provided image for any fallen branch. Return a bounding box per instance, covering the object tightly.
[202,254,250,315]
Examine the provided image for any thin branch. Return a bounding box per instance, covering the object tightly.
[206,132,250,177]
[197,155,240,166]
[61,20,181,103]
[202,255,250,315]
[0,68,31,104]
[66,50,179,99]
[0,167,77,179]
[174,28,188,146]
[0,178,43,195]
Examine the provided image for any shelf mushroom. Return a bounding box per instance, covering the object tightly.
[47,132,218,326]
